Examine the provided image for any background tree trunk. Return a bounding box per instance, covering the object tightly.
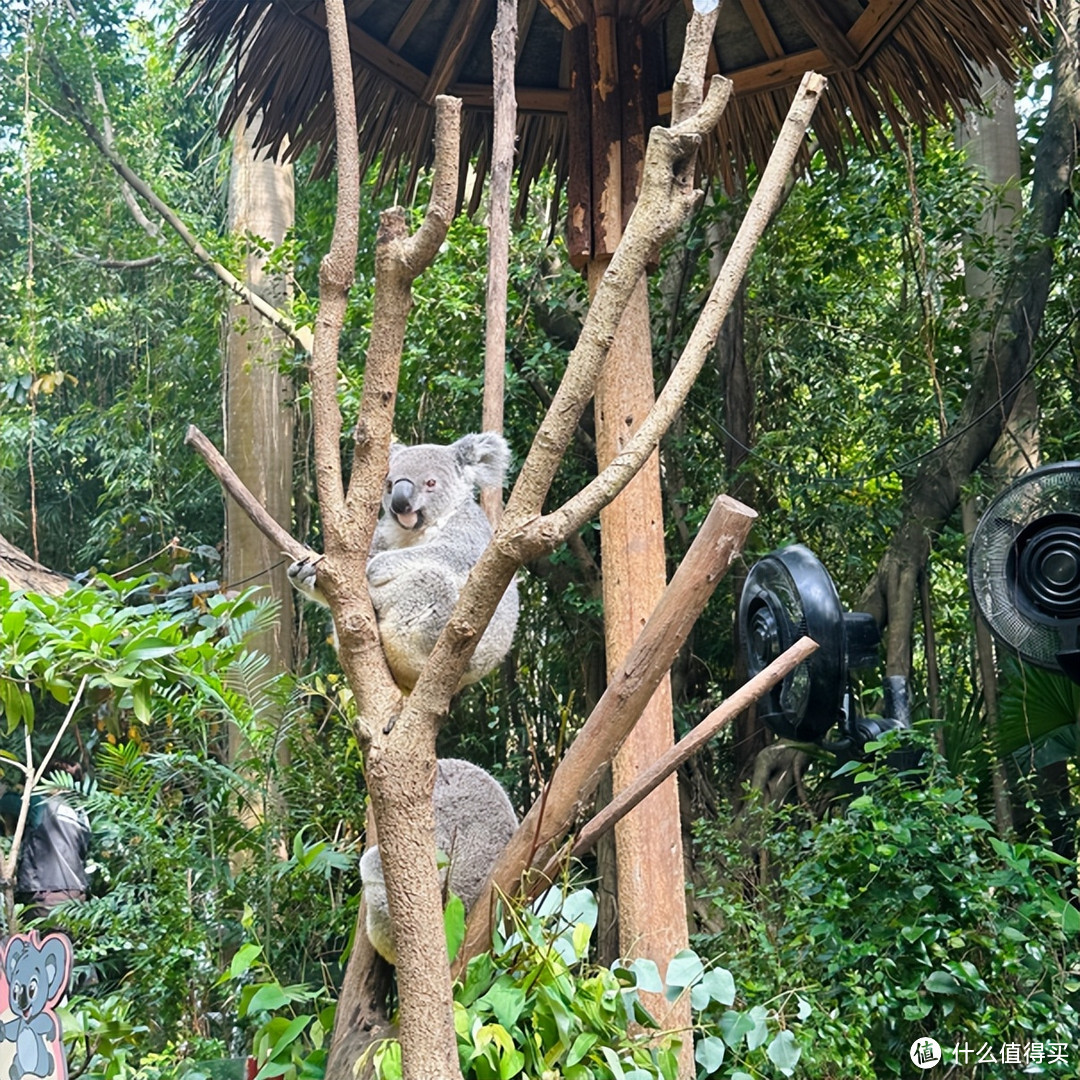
[225,115,296,682]
[956,65,1027,835]
[860,3,1080,676]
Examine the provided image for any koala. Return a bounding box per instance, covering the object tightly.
[0,932,70,1080]
[360,758,518,965]
[289,433,519,691]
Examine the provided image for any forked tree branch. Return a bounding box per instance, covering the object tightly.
[345,97,462,527]
[184,425,307,562]
[307,0,363,536]
[400,69,823,732]
[549,72,828,538]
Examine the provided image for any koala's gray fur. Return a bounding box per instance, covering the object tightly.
[359,758,518,964]
[289,432,519,691]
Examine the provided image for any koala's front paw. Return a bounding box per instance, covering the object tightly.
[287,554,324,603]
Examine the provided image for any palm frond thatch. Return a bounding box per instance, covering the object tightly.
[0,533,69,595]
[179,0,1040,200]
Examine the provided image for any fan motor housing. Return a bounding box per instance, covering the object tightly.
[740,544,878,741]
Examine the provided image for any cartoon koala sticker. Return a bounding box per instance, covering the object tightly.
[290,433,520,690]
[0,931,71,1080]
[360,758,518,965]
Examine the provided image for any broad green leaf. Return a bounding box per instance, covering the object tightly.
[479,983,526,1030]
[227,943,263,982]
[566,1032,597,1067]
[924,970,960,995]
[628,958,663,994]
[694,1035,725,1072]
[699,967,736,1007]
[665,950,704,998]
[745,1005,770,1051]
[444,893,465,963]
[132,681,152,725]
[243,982,291,1016]
[766,1030,801,1076]
[719,1010,756,1049]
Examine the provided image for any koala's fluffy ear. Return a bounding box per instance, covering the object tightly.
[453,433,511,489]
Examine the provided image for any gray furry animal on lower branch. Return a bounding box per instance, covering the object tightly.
[360,758,518,965]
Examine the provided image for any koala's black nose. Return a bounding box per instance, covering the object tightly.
[390,479,415,514]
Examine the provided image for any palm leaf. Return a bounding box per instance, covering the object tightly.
[997,657,1080,770]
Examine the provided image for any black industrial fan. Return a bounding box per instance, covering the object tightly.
[739,544,907,752]
[969,461,1080,685]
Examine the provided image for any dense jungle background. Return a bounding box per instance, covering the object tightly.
[0,1,1077,1077]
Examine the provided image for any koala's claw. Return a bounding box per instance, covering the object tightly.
[287,553,324,601]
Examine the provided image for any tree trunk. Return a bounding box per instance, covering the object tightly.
[860,3,1080,676]
[956,66,1028,834]
[225,115,295,680]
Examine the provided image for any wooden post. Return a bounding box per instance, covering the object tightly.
[481,0,517,524]
[583,12,694,1070]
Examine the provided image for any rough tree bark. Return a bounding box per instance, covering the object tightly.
[860,1,1080,677]
[224,115,295,681]
[480,0,517,524]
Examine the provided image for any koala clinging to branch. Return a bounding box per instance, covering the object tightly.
[289,432,519,691]
[360,757,518,965]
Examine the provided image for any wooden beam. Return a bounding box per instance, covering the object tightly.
[739,0,784,61]
[787,0,859,68]
[450,82,571,111]
[517,0,540,64]
[727,45,833,96]
[296,9,428,100]
[849,0,918,61]
[536,0,587,30]
[423,0,488,102]
[657,45,830,113]
[590,3,623,255]
[566,23,591,267]
[387,0,435,52]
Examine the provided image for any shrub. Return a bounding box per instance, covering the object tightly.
[694,734,1080,1077]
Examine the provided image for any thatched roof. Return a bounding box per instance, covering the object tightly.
[180,0,1040,199]
[0,534,69,596]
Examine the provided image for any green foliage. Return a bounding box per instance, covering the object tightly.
[0,580,359,1072]
[0,574,267,735]
[0,0,226,572]
[997,658,1080,769]
[694,733,1080,1077]
[362,887,811,1080]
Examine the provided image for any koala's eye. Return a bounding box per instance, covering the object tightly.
[425,479,437,489]
[385,479,392,493]
[28,978,36,997]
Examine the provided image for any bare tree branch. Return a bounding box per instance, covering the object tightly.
[184,426,308,563]
[546,635,818,874]
[456,493,757,969]
[345,98,462,525]
[46,56,313,355]
[549,72,827,538]
[481,0,518,524]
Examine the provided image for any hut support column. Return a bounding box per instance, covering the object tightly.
[576,10,691,1069]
